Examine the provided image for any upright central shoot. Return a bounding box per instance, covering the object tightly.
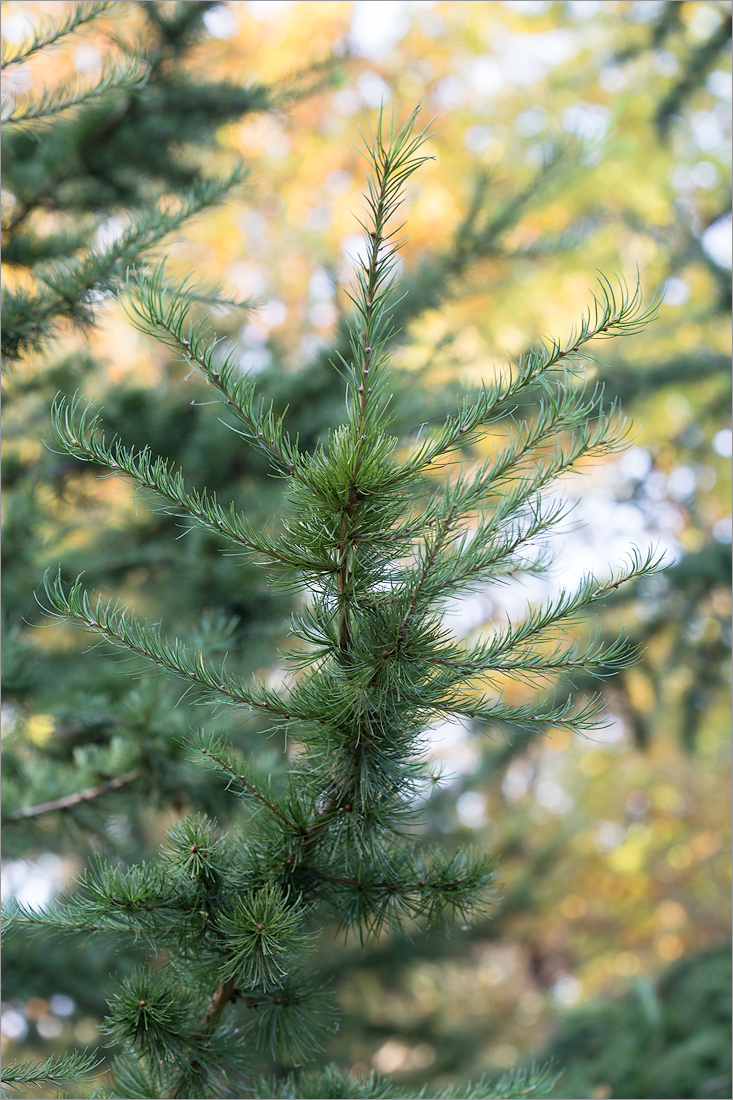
[25,105,664,1097]
[336,114,430,651]
[288,111,442,848]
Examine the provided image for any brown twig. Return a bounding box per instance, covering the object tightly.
[197,977,237,1031]
[2,770,140,823]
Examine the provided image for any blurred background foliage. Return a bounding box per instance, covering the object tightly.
[1,1,730,1098]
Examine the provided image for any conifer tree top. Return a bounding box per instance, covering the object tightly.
[4,104,664,1100]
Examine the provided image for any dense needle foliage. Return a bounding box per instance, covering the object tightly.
[2,106,666,1099]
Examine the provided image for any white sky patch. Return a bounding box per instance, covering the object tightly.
[242,321,269,346]
[599,66,629,94]
[663,277,691,306]
[653,49,679,78]
[713,517,732,543]
[246,0,296,20]
[350,1,410,60]
[493,30,577,86]
[503,0,552,14]
[95,216,125,250]
[502,758,534,801]
[443,590,495,638]
[49,994,76,1018]
[432,74,467,111]
[2,62,32,97]
[74,45,102,72]
[2,853,66,910]
[469,55,505,98]
[551,974,583,1005]
[238,210,267,242]
[257,299,287,328]
[0,1009,28,1041]
[203,4,239,38]
[356,69,392,107]
[240,348,271,374]
[562,102,610,142]
[327,169,353,195]
[425,718,482,785]
[441,451,680,647]
[339,232,373,281]
[688,3,729,38]
[547,487,677,580]
[535,778,574,815]
[587,712,627,746]
[707,70,732,99]
[2,11,34,43]
[464,125,494,153]
[350,0,436,59]
[666,466,697,502]
[534,753,575,815]
[456,790,489,828]
[306,205,332,232]
[565,0,604,17]
[628,0,665,21]
[228,261,267,298]
[596,820,626,851]
[309,300,339,330]
[713,429,733,457]
[309,270,336,300]
[516,106,547,135]
[334,88,361,116]
[690,110,728,153]
[702,214,733,268]
[617,446,653,480]
[672,161,719,193]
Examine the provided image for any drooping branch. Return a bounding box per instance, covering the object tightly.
[51,393,336,575]
[39,570,307,722]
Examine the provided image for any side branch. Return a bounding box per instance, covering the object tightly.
[396,501,459,643]
[7,58,148,126]
[403,274,660,471]
[1,0,116,70]
[397,686,609,735]
[40,571,306,722]
[6,178,243,363]
[410,546,664,682]
[198,745,298,830]
[123,263,325,495]
[2,770,140,824]
[51,394,335,575]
